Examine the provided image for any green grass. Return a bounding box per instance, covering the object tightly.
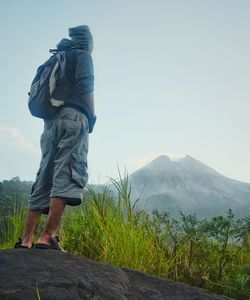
[1,201,26,249]
[1,172,250,299]
[36,284,41,300]
[62,196,167,275]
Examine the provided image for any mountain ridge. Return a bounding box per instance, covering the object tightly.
[129,155,250,218]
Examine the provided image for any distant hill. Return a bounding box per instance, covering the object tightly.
[0,177,32,213]
[129,155,250,218]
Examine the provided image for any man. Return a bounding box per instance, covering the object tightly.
[15,25,96,250]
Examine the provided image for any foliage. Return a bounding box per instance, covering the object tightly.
[0,177,32,237]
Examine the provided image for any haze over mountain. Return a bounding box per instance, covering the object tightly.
[129,155,250,218]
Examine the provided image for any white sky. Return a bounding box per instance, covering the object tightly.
[0,0,250,184]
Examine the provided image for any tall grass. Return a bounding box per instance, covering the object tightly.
[0,202,26,249]
[2,172,250,299]
[61,173,168,276]
[0,202,45,249]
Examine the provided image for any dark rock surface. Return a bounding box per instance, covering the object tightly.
[0,249,233,300]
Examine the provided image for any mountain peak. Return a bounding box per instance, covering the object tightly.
[151,154,187,164]
[133,154,220,178]
[152,155,171,163]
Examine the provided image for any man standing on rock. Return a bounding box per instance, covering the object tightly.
[15,25,96,250]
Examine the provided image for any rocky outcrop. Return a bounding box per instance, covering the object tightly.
[0,249,232,300]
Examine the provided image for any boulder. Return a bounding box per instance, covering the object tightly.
[0,249,233,300]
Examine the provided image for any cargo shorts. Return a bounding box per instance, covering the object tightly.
[29,107,89,214]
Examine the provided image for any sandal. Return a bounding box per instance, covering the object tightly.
[14,237,34,249]
[34,236,65,251]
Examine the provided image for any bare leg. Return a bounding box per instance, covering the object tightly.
[21,210,41,248]
[37,197,66,245]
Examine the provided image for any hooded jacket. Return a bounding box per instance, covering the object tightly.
[52,48,96,133]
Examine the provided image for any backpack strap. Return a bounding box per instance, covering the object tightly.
[49,51,66,107]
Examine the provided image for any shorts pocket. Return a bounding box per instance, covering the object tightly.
[70,152,88,188]
[40,130,52,157]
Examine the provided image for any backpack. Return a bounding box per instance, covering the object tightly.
[28,51,66,119]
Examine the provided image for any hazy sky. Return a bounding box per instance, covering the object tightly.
[0,0,250,184]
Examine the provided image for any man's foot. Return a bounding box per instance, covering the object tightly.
[34,236,65,251]
[14,237,33,249]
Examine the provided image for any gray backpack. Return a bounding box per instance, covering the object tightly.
[28,51,66,119]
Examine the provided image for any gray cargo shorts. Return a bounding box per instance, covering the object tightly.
[29,107,89,214]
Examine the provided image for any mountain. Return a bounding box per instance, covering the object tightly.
[129,155,250,218]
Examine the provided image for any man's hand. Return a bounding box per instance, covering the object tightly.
[82,93,95,117]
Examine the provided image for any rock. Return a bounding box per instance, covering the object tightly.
[0,249,233,300]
